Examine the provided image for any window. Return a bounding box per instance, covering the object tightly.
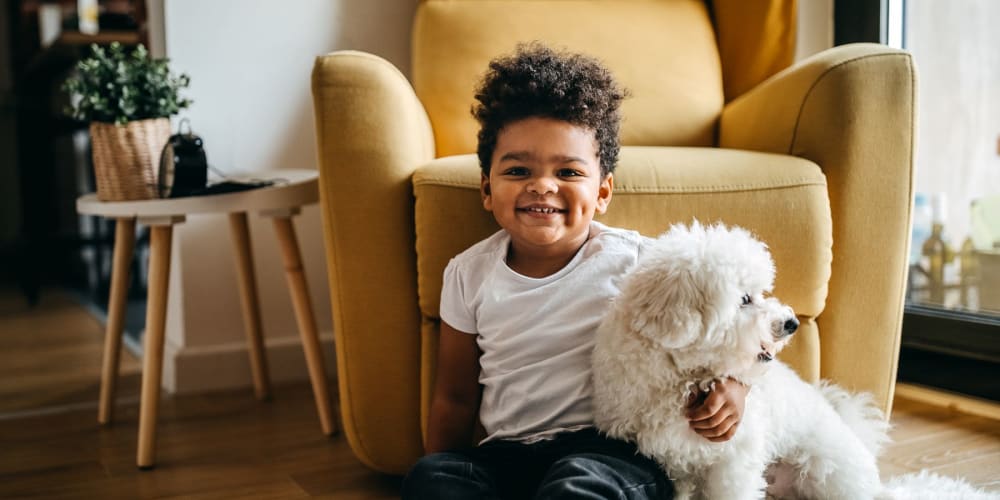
[838,0,1000,401]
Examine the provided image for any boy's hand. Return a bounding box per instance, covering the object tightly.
[686,378,749,442]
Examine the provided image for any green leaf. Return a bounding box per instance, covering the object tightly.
[60,43,191,123]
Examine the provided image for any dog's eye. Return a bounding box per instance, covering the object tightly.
[740,294,752,307]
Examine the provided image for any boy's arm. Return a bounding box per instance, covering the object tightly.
[686,378,749,443]
[425,320,482,454]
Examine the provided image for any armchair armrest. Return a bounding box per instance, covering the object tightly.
[720,43,917,415]
[312,51,435,473]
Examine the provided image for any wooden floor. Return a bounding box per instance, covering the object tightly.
[0,288,142,416]
[0,287,997,498]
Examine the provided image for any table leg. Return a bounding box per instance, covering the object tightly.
[137,224,173,469]
[271,215,336,436]
[228,212,271,400]
[98,217,136,425]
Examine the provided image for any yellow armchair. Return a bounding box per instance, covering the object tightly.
[311,0,915,475]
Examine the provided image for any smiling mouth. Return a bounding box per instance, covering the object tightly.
[519,207,565,214]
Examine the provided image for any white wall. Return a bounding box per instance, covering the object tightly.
[160,0,419,393]
[796,0,834,61]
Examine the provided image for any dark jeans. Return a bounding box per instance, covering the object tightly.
[401,428,672,499]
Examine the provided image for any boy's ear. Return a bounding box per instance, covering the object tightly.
[481,174,493,211]
[595,173,613,214]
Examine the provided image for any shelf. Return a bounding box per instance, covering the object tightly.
[55,30,142,46]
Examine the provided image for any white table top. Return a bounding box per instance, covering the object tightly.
[77,169,318,218]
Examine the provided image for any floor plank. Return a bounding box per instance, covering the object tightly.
[881,393,1000,491]
[0,288,142,414]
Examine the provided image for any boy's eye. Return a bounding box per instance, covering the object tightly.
[740,294,753,307]
[557,168,582,177]
[502,167,529,176]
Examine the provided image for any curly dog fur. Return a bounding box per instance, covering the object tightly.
[592,221,889,500]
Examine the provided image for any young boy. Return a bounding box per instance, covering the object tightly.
[402,43,749,499]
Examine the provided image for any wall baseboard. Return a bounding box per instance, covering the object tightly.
[162,331,337,395]
[895,382,1000,421]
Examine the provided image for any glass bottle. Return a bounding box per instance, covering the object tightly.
[911,193,933,266]
[959,236,978,309]
[921,194,953,305]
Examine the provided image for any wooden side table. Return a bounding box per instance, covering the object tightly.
[76,169,336,469]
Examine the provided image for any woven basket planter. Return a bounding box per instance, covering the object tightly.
[90,118,172,201]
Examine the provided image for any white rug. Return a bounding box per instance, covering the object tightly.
[885,471,999,500]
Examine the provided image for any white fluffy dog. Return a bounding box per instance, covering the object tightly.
[592,221,889,500]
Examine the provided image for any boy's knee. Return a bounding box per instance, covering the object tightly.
[536,454,670,500]
[401,452,495,499]
[407,453,458,478]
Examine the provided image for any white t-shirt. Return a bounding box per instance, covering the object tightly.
[440,221,651,443]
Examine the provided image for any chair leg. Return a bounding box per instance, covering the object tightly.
[228,212,271,400]
[271,215,336,436]
[137,224,173,469]
[99,217,136,425]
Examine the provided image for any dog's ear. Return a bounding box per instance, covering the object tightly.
[623,266,704,349]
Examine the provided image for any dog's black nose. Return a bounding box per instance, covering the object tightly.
[783,318,799,336]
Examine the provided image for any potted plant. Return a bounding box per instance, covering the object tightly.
[63,42,192,201]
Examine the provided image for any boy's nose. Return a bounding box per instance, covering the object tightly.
[527,177,557,195]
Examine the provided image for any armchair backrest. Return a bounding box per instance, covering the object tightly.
[411,0,798,158]
[412,0,725,157]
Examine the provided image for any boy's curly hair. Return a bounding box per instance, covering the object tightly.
[472,43,627,178]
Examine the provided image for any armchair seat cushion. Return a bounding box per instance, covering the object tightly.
[413,146,832,380]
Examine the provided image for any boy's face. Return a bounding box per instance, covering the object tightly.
[482,117,613,257]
